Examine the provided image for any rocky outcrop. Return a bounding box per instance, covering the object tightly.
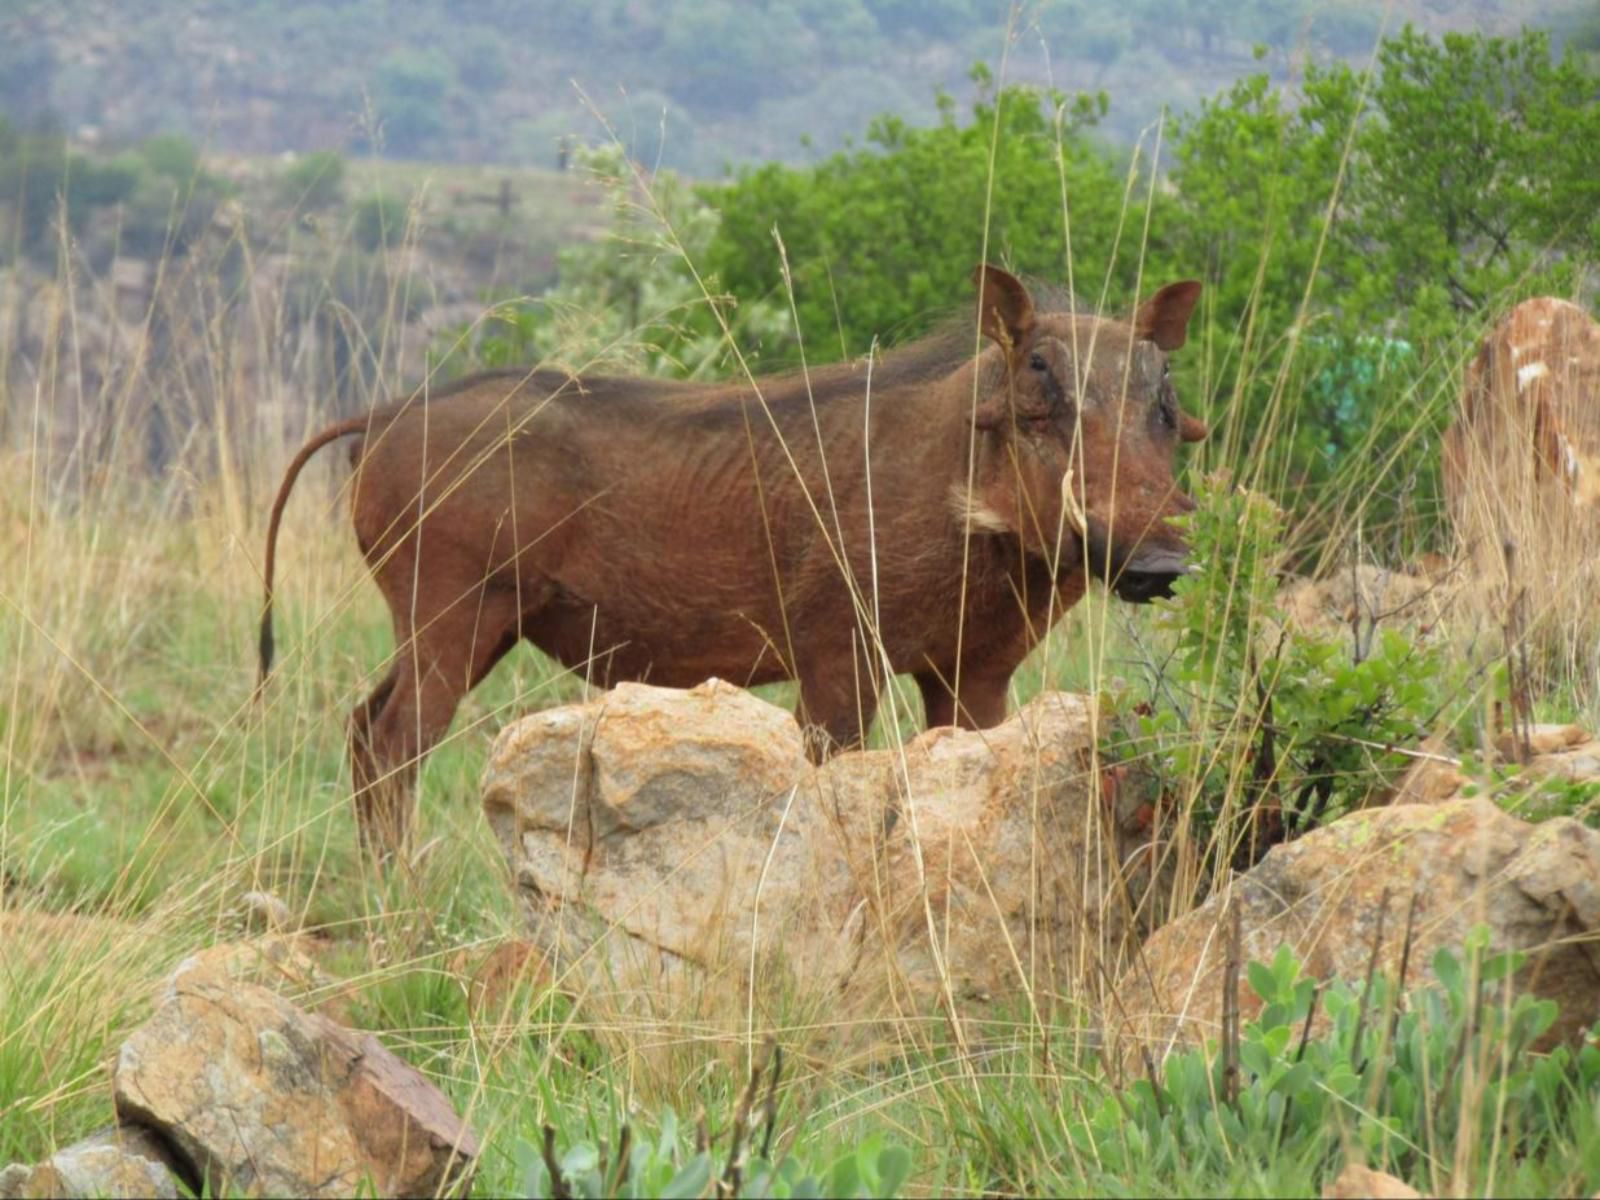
[483,680,1137,1018]
[482,679,839,994]
[835,693,1132,1008]
[1113,798,1600,1066]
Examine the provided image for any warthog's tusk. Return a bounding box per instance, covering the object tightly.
[1059,468,1088,537]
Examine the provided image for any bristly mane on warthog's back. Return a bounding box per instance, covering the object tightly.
[258,264,1207,853]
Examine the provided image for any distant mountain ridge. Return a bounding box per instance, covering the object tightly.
[0,0,1574,173]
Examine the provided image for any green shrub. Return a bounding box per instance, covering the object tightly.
[116,138,234,260]
[1063,939,1599,1194]
[702,76,1122,363]
[351,190,410,251]
[278,149,346,209]
[1112,475,1457,870]
[520,1092,912,1199]
[0,128,142,258]
[137,133,202,181]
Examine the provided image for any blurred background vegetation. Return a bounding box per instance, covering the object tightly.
[2,0,1596,170]
[1,1,1597,557]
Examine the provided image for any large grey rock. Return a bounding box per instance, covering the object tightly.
[482,679,848,992]
[831,692,1128,1008]
[482,680,1131,1016]
[113,959,478,1198]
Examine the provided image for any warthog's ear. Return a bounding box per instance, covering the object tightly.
[1136,280,1203,351]
[973,263,1035,352]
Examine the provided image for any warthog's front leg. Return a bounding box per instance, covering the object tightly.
[797,653,882,763]
[916,669,1010,732]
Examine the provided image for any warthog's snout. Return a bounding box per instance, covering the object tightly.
[1110,546,1190,602]
[1085,520,1192,603]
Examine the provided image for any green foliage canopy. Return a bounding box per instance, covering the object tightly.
[703,77,1127,361]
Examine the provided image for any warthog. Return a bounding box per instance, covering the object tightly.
[259,265,1206,851]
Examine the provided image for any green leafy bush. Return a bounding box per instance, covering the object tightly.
[1113,475,1456,869]
[702,76,1124,363]
[0,124,139,257]
[137,133,202,182]
[1164,26,1599,547]
[116,147,235,260]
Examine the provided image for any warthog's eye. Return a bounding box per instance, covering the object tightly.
[1028,351,1048,372]
[1157,388,1178,431]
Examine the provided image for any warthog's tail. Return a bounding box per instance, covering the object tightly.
[257,415,380,695]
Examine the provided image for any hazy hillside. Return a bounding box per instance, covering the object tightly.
[1,0,1584,173]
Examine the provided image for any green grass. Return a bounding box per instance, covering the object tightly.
[5,480,1597,1196]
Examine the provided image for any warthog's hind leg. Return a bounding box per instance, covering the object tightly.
[352,592,523,857]
[349,663,401,852]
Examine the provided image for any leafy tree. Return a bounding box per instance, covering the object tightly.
[0,126,139,259]
[1164,62,1372,509]
[1325,26,1600,335]
[702,78,1136,361]
[137,133,202,182]
[1169,66,1355,338]
[372,49,455,157]
[1166,27,1600,546]
[115,134,235,259]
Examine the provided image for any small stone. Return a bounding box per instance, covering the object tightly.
[114,968,477,1197]
[239,890,293,932]
[1322,1162,1422,1199]
[0,1125,185,1199]
[0,1165,25,1199]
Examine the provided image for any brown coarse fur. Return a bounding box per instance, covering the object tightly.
[259,265,1207,852]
